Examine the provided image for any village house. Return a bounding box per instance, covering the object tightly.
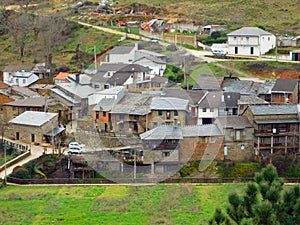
[7,111,64,145]
[67,74,92,86]
[271,78,299,104]
[257,80,275,103]
[0,92,14,123]
[106,44,138,63]
[110,93,152,135]
[2,64,33,86]
[215,116,254,161]
[238,95,269,115]
[90,63,127,90]
[227,27,276,56]
[149,97,189,129]
[51,82,96,119]
[242,104,300,159]
[54,72,72,84]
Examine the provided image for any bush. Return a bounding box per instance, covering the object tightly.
[11,166,30,179]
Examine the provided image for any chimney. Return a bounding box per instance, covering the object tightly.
[75,74,80,83]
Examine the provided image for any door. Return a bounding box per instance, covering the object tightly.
[31,134,35,143]
[250,47,254,55]
[16,132,19,140]
[235,47,238,54]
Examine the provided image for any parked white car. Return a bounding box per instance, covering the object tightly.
[212,49,228,56]
[68,142,86,154]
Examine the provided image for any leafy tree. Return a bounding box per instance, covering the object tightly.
[210,165,300,225]
[211,31,221,40]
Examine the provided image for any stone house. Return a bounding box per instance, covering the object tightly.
[149,97,189,129]
[0,93,14,123]
[242,104,300,158]
[215,116,254,161]
[227,27,276,56]
[238,95,269,115]
[106,44,138,63]
[110,93,152,135]
[7,111,64,145]
[271,78,299,104]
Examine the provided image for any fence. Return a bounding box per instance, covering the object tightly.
[6,176,300,185]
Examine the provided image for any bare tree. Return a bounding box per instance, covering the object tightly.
[34,13,70,74]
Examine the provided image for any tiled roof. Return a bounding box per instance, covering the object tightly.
[56,83,96,99]
[227,27,273,36]
[216,116,253,129]
[140,125,183,140]
[151,97,189,111]
[110,93,152,115]
[249,104,298,115]
[272,79,298,93]
[4,96,46,107]
[182,124,222,137]
[54,72,71,80]
[94,98,115,112]
[9,111,57,127]
[109,45,136,54]
[0,81,9,89]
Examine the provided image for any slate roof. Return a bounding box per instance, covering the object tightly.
[12,86,41,98]
[94,98,115,112]
[222,78,261,95]
[162,88,205,105]
[151,97,189,111]
[140,125,183,140]
[257,80,275,95]
[109,45,136,54]
[51,88,80,104]
[193,75,223,90]
[238,95,269,105]
[90,71,109,83]
[106,72,132,86]
[249,104,298,116]
[136,49,166,58]
[98,63,128,72]
[118,64,148,72]
[216,116,253,129]
[272,79,298,93]
[198,91,226,108]
[5,96,46,107]
[182,124,222,137]
[3,64,34,72]
[223,92,240,108]
[56,83,96,99]
[134,55,166,64]
[67,74,91,85]
[227,27,273,36]
[151,76,168,84]
[9,111,57,127]
[110,93,152,115]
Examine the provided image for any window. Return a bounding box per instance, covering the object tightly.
[224,145,228,156]
[210,108,214,112]
[94,84,100,89]
[166,111,170,120]
[152,122,158,128]
[23,79,26,84]
[210,136,215,143]
[162,151,170,157]
[235,47,238,54]
[95,111,99,119]
[174,111,178,116]
[158,111,162,116]
[103,112,106,117]
[268,37,270,41]
[235,130,241,140]
[120,114,124,120]
[202,108,207,112]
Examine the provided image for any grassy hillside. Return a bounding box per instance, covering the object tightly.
[0,184,244,224]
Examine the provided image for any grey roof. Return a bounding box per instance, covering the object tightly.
[151,97,189,111]
[238,95,269,105]
[94,98,115,112]
[216,116,253,129]
[151,76,168,84]
[67,74,91,85]
[223,92,240,108]
[90,71,109,83]
[98,63,128,72]
[272,79,298,93]
[140,125,183,140]
[198,91,226,108]
[118,64,148,72]
[51,88,80,104]
[9,111,57,127]
[5,96,46,107]
[136,49,166,58]
[249,104,298,116]
[109,45,136,54]
[134,55,166,64]
[162,88,205,105]
[44,127,65,136]
[193,75,223,90]
[29,84,56,90]
[182,124,222,137]
[56,83,96,99]
[12,86,40,98]
[227,27,273,36]
[222,78,261,95]
[3,64,34,72]
[107,72,132,86]
[110,93,152,115]
[255,118,299,124]
[257,80,275,95]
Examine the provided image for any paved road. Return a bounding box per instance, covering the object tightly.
[0,141,45,180]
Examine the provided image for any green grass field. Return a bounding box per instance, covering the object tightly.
[0,184,244,225]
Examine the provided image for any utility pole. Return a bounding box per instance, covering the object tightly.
[4,143,7,184]
[133,148,136,180]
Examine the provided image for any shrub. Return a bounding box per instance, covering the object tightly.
[11,166,30,179]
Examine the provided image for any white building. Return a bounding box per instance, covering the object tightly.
[106,44,138,63]
[6,70,39,87]
[227,27,276,56]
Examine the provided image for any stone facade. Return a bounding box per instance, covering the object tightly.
[148,110,187,129]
